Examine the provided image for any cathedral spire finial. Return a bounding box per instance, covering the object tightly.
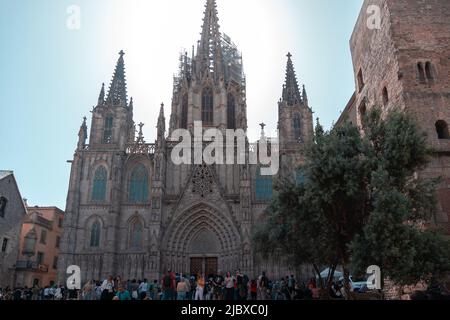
[282,52,302,106]
[302,84,308,105]
[106,50,128,107]
[197,0,223,78]
[98,83,105,105]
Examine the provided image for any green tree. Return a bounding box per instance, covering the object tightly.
[254,107,450,298]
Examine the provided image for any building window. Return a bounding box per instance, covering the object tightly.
[55,236,60,249]
[129,164,149,203]
[103,116,114,144]
[40,230,47,244]
[227,93,236,130]
[92,166,107,202]
[357,69,364,92]
[37,252,44,265]
[255,167,273,201]
[359,100,367,120]
[53,256,58,270]
[382,87,389,106]
[425,62,434,81]
[181,94,188,129]
[293,114,301,141]
[0,196,7,218]
[417,62,426,82]
[129,218,143,249]
[436,120,450,140]
[1,238,8,253]
[202,87,214,125]
[58,217,63,228]
[90,221,101,248]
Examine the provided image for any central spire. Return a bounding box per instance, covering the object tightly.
[197,0,223,78]
[107,50,128,107]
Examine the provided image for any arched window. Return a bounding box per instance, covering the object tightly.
[382,87,389,106]
[103,116,113,144]
[417,62,426,82]
[357,69,364,92]
[181,94,188,129]
[255,167,273,201]
[202,87,214,125]
[227,93,236,130]
[359,100,367,120]
[293,114,301,140]
[0,196,7,218]
[129,218,143,249]
[90,221,101,248]
[129,164,149,203]
[425,62,434,80]
[436,120,450,140]
[92,166,107,201]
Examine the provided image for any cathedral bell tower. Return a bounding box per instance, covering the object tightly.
[89,50,135,151]
[278,53,314,176]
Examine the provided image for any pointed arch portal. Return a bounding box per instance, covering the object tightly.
[162,203,243,276]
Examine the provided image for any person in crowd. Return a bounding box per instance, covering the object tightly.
[81,280,94,300]
[161,269,175,300]
[224,272,234,301]
[258,271,269,300]
[195,274,205,300]
[101,275,115,300]
[138,279,149,300]
[114,285,131,301]
[177,276,189,300]
[249,279,258,300]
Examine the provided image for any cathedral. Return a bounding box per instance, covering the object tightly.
[58,0,313,283]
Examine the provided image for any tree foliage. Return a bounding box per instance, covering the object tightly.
[254,107,450,290]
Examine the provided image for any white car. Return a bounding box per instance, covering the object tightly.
[339,276,367,292]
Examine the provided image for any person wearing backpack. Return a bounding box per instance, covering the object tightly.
[161,270,175,300]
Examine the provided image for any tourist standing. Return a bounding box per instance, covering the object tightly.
[224,272,234,301]
[101,276,115,300]
[162,270,175,300]
[195,274,205,300]
[177,277,189,300]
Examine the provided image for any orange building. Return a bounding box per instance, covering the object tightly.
[15,206,64,288]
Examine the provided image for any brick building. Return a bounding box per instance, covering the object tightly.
[338,0,450,234]
[15,206,64,288]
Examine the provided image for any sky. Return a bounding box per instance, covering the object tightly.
[0,0,363,209]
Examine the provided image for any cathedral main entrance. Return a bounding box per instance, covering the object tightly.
[190,257,218,277]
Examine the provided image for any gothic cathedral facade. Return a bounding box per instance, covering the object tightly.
[58,0,313,282]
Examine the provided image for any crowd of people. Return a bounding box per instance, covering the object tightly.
[0,270,327,301]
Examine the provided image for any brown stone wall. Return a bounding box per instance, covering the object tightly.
[350,0,450,233]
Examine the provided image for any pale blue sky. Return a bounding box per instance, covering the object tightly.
[0,0,363,209]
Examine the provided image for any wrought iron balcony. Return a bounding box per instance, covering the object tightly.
[16,261,49,272]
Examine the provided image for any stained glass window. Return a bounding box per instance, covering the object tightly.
[103,116,113,144]
[202,87,214,125]
[130,219,143,249]
[255,167,273,201]
[92,166,107,201]
[90,221,101,248]
[129,164,149,203]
